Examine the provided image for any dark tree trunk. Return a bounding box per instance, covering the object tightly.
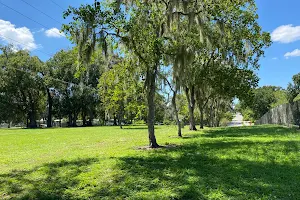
[215,100,220,127]
[211,110,215,127]
[88,111,94,126]
[73,114,78,127]
[28,94,37,128]
[82,112,86,127]
[46,88,53,128]
[68,113,72,127]
[216,119,220,127]
[147,67,159,148]
[209,103,213,127]
[118,115,123,129]
[28,111,37,128]
[113,114,117,126]
[199,105,204,129]
[172,91,182,137]
[118,108,123,129]
[185,86,197,131]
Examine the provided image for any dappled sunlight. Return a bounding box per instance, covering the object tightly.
[115,141,300,199]
[1,126,300,199]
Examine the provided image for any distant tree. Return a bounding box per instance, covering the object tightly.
[99,58,145,128]
[46,48,103,127]
[287,73,300,128]
[0,46,45,128]
[287,73,300,103]
[240,86,283,120]
[271,89,288,108]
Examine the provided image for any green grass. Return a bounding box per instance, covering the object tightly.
[1,125,300,199]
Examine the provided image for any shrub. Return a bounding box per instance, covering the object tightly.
[134,120,146,125]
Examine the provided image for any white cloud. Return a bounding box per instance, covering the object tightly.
[45,28,65,38]
[272,57,278,60]
[271,24,300,43]
[284,49,300,58]
[0,19,37,51]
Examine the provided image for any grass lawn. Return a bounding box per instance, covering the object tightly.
[1,125,300,199]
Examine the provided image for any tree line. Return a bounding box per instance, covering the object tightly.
[237,72,300,122]
[0,0,271,147]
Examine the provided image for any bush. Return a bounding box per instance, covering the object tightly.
[163,119,175,125]
[223,112,234,121]
[133,120,146,125]
[220,118,230,127]
[242,108,255,122]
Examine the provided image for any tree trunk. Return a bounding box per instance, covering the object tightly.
[209,103,214,127]
[28,94,37,128]
[118,102,124,129]
[88,111,94,126]
[147,67,159,148]
[172,91,182,137]
[28,111,37,128]
[82,112,86,127]
[118,112,122,129]
[46,88,53,128]
[68,113,72,127]
[73,114,78,127]
[215,100,220,127]
[119,116,123,129]
[185,86,197,131]
[216,119,220,127]
[113,114,117,126]
[212,110,215,127]
[199,105,204,129]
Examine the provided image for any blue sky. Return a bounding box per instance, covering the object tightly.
[0,0,299,89]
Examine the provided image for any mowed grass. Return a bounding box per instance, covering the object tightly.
[1,125,300,199]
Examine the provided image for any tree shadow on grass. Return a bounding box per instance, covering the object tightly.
[203,125,298,138]
[0,158,98,200]
[105,140,300,199]
[2,126,300,199]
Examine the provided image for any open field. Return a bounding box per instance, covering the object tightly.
[1,125,300,199]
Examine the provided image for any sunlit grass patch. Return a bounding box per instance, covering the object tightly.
[0,125,300,199]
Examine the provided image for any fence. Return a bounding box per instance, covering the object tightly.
[255,101,300,126]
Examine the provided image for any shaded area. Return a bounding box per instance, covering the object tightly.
[113,140,300,199]
[0,158,99,200]
[203,125,298,138]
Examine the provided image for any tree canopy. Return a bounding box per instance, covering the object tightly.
[0,0,271,148]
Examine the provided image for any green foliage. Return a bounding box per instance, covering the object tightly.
[271,89,288,108]
[163,119,175,125]
[219,118,230,127]
[287,73,300,103]
[294,94,300,102]
[1,126,300,199]
[45,48,103,127]
[133,120,146,125]
[240,86,286,120]
[61,0,270,140]
[0,46,45,127]
[242,108,255,122]
[99,58,146,124]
